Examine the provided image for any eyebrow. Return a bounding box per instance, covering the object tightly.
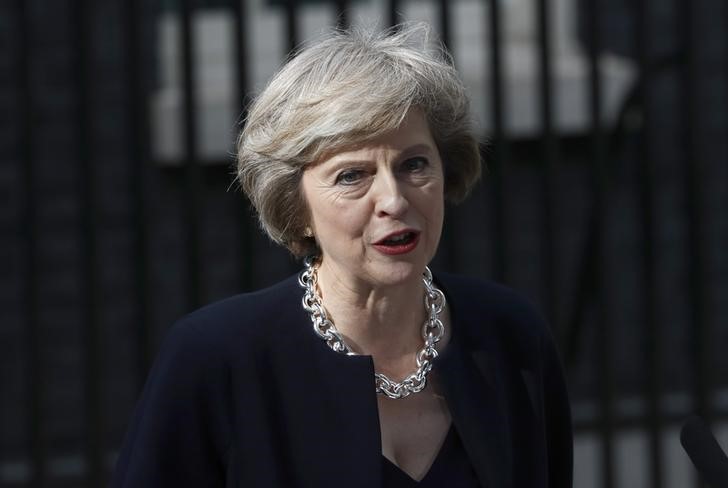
[326,143,436,167]
[314,141,438,181]
[400,143,436,157]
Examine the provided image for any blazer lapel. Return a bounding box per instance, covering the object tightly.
[309,345,383,487]
[438,340,513,488]
[278,290,383,488]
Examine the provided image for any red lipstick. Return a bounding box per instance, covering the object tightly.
[372,230,420,255]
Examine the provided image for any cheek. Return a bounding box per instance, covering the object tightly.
[422,181,445,218]
[431,201,445,237]
[311,198,368,242]
[302,181,347,232]
[424,186,445,246]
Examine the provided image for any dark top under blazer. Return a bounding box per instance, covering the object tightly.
[111,273,573,488]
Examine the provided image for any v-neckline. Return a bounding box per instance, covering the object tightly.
[381,423,455,484]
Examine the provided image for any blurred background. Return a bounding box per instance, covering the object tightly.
[2,0,728,486]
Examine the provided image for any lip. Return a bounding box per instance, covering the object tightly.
[372,229,421,255]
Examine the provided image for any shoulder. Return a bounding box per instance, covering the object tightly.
[436,272,548,334]
[436,273,573,485]
[436,272,555,362]
[112,278,308,486]
[160,274,303,362]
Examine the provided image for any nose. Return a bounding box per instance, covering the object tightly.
[373,169,409,218]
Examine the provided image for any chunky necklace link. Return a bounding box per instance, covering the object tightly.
[298,255,446,399]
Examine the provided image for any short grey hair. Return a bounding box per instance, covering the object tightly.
[236,22,481,257]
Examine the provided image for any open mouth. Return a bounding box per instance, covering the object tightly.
[373,231,420,255]
[379,232,417,246]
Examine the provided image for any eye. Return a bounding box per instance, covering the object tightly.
[401,157,428,173]
[335,169,365,185]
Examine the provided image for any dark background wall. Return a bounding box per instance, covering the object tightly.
[2,0,728,486]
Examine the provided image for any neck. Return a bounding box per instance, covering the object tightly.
[314,262,426,362]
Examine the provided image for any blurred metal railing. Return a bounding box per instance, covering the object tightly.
[7,0,726,487]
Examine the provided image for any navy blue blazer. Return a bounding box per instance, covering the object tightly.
[111,273,573,487]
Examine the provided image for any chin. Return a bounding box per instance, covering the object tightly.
[368,259,426,287]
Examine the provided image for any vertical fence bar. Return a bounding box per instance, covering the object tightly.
[387,0,401,27]
[435,0,458,271]
[18,0,45,485]
[437,0,451,50]
[124,0,153,381]
[680,0,709,439]
[231,0,254,291]
[284,0,299,55]
[72,0,104,485]
[635,0,663,486]
[725,0,728,424]
[583,0,615,487]
[180,0,203,310]
[679,1,709,485]
[535,0,558,327]
[333,0,349,29]
[486,0,508,283]
[283,0,301,276]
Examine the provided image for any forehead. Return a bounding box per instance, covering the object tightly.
[317,109,436,164]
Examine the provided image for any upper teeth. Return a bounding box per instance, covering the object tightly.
[388,233,410,243]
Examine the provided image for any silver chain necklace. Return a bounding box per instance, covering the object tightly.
[298,255,446,399]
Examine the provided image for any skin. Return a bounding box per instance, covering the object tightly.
[301,109,453,481]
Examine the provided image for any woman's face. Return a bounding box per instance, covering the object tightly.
[301,109,445,289]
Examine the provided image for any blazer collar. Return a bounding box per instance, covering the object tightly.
[310,348,383,487]
[435,333,512,488]
[307,343,513,488]
[434,274,514,488]
[284,279,383,487]
[286,272,513,488]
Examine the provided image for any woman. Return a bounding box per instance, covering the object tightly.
[112,23,572,487]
